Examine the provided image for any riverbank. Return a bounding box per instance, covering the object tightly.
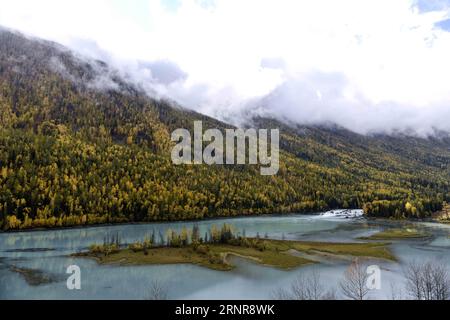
[2,209,448,233]
[359,228,431,240]
[0,212,305,233]
[432,204,450,224]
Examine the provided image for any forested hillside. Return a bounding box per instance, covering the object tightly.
[1,28,449,230]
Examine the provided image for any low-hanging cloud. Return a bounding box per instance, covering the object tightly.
[142,60,188,85]
[1,0,450,136]
[247,71,450,136]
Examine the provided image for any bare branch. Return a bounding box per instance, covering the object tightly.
[272,269,327,300]
[146,280,169,300]
[339,259,370,300]
[404,260,449,300]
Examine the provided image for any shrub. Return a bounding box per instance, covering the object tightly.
[89,243,119,256]
[195,245,209,255]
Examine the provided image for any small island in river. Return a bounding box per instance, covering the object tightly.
[359,228,430,240]
[74,224,396,271]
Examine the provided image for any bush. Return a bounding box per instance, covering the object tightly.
[89,243,119,256]
[129,242,144,252]
[129,238,153,252]
[207,252,223,264]
[195,245,209,255]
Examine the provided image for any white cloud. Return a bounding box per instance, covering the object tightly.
[1,0,450,134]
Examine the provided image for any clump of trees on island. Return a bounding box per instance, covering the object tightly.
[88,224,268,256]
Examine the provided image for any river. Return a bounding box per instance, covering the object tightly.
[0,211,449,300]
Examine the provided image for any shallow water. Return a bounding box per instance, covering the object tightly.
[0,213,449,300]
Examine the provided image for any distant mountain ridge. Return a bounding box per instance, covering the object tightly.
[0,27,449,230]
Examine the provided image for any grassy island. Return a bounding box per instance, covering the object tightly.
[360,228,430,240]
[74,224,396,271]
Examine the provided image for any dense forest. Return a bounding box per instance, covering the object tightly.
[0,28,449,230]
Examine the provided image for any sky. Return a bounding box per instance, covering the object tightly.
[1,0,450,135]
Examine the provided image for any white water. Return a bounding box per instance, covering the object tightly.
[318,209,364,219]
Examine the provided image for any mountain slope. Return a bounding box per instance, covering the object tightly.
[0,28,449,230]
